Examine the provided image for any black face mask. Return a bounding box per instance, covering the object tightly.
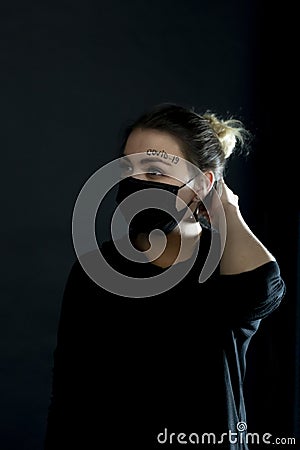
[115,176,195,237]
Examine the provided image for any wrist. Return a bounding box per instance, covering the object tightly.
[223,201,241,217]
[223,204,246,228]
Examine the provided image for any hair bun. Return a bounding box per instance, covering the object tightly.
[203,112,248,159]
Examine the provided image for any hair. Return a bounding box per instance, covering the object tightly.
[119,102,251,180]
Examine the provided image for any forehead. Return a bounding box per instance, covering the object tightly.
[123,128,186,158]
[121,128,201,182]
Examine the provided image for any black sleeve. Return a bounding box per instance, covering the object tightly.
[218,260,286,323]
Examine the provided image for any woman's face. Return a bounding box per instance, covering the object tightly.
[123,127,190,186]
[122,127,213,206]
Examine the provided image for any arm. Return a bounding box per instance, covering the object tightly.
[218,179,275,275]
[206,180,286,323]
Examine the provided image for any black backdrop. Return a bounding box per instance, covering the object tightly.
[1,1,299,449]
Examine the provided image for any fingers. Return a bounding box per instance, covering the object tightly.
[216,178,223,197]
[221,181,239,208]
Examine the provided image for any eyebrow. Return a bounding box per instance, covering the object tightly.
[140,157,172,166]
[121,155,172,166]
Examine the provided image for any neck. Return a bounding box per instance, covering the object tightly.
[133,224,202,268]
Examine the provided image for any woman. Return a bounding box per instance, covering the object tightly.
[44,103,286,449]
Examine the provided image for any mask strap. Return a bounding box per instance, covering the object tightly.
[178,175,196,190]
[177,176,197,211]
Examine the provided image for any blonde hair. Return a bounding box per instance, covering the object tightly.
[203,112,248,159]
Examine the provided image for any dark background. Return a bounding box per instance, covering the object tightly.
[1,1,299,449]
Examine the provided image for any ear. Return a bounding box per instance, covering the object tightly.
[204,171,215,190]
[192,171,215,202]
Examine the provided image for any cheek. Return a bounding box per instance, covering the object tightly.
[176,186,196,207]
[197,182,212,201]
[133,174,149,181]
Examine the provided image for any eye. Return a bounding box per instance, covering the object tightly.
[146,167,165,178]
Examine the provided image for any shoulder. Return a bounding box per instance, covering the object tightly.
[219,260,286,321]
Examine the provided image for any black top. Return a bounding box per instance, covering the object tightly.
[44,228,286,450]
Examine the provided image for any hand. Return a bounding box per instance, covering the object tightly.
[217,178,240,211]
[198,178,240,225]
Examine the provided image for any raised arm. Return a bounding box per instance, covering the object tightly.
[218,179,276,275]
